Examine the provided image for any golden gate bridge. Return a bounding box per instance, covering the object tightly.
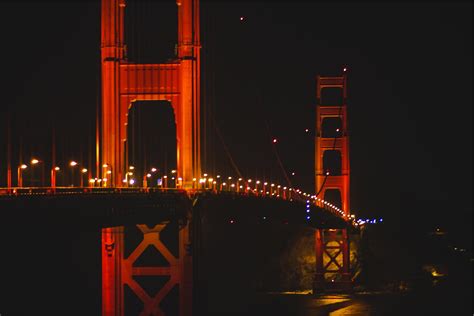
[0,0,376,315]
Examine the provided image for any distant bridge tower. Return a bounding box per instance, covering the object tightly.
[314,73,351,292]
[315,74,350,213]
[100,0,201,188]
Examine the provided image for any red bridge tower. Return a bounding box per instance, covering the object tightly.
[100,0,201,188]
[314,73,352,292]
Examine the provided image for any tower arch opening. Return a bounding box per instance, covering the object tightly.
[126,100,177,186]
[323,150,342,176]
[321,117,343,138]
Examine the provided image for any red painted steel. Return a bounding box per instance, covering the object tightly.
[100,0,201,189]
[314,74,352,292]
[101,0,198,314]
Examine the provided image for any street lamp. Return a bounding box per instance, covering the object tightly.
[30,158,44,186]
[69,161,78,187]
[17,164,27,187]
[124,171,133,187]
[255,180,260,195]
[143,173,152,188]
[102,163,113,187]
[81,168,88,187]
[51,166,60,188]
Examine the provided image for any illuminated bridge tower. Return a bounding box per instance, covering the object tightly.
[101,0,197,315]
[101,0,201,188]
[313,73,352,292]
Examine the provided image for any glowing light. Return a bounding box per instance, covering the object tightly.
[128,172,133,176]
[31,159,39,165]
[291,172,295,176]
[240,16,244,21]
[272,138,277,143]
[151,168,157,172]
[222,182,227,186]
[171,170,177,174]
[336,128,340,132]
[89,179,95,183]
[129,179,135,185]
[230,219,235,224]
[203,173,208,177]
[305,128,309,133]
[102,164,108,168]
[81,168,88,173]
[20,164,27,169]
[247,179,252,183]
[70,161,77,167]
[343,67,347,72]
[147,173,152,178]
[193,178,197,181]
[325,171,330,175]
[54,166,60,171]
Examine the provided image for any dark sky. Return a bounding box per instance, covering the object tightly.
[0,1,471,236]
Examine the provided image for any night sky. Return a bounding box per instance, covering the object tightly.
[0,1,471,241]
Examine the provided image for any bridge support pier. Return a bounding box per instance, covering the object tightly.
[101,221,193,316]
[313,228,352,293]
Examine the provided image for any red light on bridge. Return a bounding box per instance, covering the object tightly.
[272,138,277,143]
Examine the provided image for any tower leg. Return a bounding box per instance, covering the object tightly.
[313,228,352,294]
[101,221,193,316]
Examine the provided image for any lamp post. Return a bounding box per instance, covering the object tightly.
[124,171,133,187]
[31,158,44,187]
[255,180,260,195]
[143,173,152,188]
[17,164,27,187]
[81,168,88,187]
[102,164,112,187]
[69,161,78,187]
[148,167,157,187]
[51,166,60,188]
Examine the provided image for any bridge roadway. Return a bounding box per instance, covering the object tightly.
[0,188,354,316]
[0,187,351,229]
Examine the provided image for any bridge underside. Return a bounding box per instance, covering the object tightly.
[0,193,354,316]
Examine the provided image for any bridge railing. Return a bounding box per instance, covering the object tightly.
[0,183,356,225]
